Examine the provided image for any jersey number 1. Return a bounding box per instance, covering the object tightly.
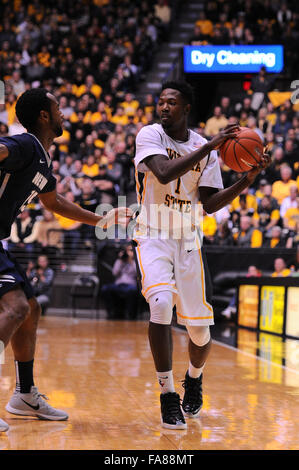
[175,177,181,194]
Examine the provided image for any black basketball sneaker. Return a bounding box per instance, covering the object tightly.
[160,392,187,429]
[181,371,203,418]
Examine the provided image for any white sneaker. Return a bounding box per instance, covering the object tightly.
[0,417,9,432]
[5,386,68,421]
[221,306,236,319]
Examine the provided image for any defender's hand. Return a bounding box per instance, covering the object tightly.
[97,207,133,229]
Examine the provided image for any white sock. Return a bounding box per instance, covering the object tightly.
[157,370,175,394]
[188,361,205,379]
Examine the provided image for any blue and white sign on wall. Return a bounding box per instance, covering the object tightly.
[184,45,284,73]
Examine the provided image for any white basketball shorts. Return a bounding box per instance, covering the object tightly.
[133,235,214,326]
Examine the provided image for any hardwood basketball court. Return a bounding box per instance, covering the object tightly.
[0,317,298,450]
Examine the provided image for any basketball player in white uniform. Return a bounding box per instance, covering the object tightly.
[133,81,270,429]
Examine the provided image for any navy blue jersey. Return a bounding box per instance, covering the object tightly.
[0,133,56,240]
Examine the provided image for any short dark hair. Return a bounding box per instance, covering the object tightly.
[15,88,52,130]
[161,80,194,105]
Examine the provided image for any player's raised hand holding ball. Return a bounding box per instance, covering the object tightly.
[208,123,241,150]
[208,123,272,181]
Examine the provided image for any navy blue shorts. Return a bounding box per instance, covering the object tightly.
[0,243,34,300]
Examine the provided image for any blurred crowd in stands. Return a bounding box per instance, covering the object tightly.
[189,0,299,75]
[200,79,299,255]
[0,0,298,284]
[0,0,176,259]
[189,0,299,267]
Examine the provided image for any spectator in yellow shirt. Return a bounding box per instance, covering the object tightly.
[271,258,291,277]
[90,101,107,125]
[6,93,17,126]
[74,75,102,99]
[143,93,155,115]
[204,106,228,137]
[265,101,277,128]
[283,197,299,230]
[286,221,299,249]
[111,106,129,126]
[195,11,213,36]
[54,128,70,153]
[38,45,51,67]
[255,179,269,200]
[272,165,297,205]
[121,93,140,116]
[82,155,100,178]
[202,213,217,242]
[264,131,275,152]
[239,110,248,128]
[69,100,92,124]
[230,188,257,214]
[263,226,286,248]
[133,107,149,125]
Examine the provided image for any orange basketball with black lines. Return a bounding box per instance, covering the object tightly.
[219,127,264,172]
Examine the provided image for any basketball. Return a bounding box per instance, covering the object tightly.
[219,127,264,172]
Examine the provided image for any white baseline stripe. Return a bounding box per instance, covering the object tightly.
[174,327,299,375]
[212,339,299,375]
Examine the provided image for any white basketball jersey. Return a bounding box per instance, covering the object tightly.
[134,123,223,236]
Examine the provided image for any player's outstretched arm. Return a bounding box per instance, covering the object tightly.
[199,152,271,214]
[39,189,132,228]
[145,124,239,184]
[0,144,9,163]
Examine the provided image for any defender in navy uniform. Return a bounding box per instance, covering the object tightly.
[0,89,131,432]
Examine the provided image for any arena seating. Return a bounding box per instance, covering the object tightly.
[1,0,298,317]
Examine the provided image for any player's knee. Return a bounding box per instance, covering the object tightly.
[186,325,210,347]
[149,292,173,325]
[10,300,30,325]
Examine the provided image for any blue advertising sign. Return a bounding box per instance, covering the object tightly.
[184,45,284,73]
